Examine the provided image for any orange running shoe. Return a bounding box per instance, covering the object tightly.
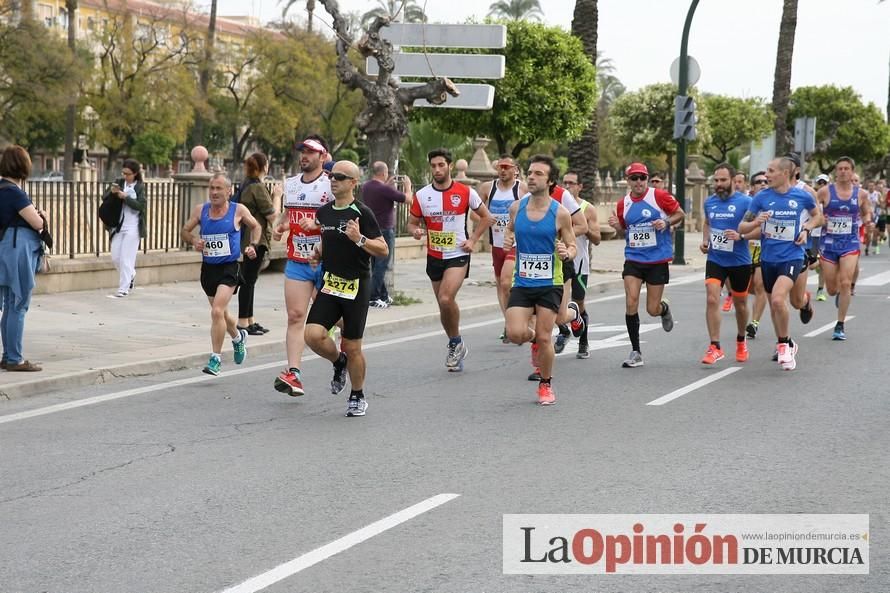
[701,344,725,365]
[721,295,733,312]
[274,369,304,396]
[537,381,556,405]
[735,339,749,362]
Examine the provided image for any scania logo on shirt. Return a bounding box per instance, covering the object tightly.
[642,208,652,218]
[773,210,797,216]
[450,194,462,207]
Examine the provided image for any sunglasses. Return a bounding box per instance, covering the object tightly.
[650,179,663,184]
[330,172,354,181]
[753,179,768,185]
[497,164,515,170]
[628,175,648,182]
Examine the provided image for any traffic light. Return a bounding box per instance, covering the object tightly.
[673,95,697,141]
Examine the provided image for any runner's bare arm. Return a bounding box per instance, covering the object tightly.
[180,204,205,250]
[859,190,873,225]
[502,201,519,251]
[406,213,425,240]
[556,206,577,261]
[584,205,600,245]
[463,202,494,252]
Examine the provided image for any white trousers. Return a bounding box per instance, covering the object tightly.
[111,228,140,294]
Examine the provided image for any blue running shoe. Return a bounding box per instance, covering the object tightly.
[832,326,846,341]
[203,355,221,376]
[233,328,247,364]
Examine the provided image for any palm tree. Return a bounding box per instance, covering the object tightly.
[361,0,426,28]
[771,0,798,155]
[487,0,543,21]
[567,0,597,200]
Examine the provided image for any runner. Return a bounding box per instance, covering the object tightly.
[699,163,752,364]
[478,154,527,342]
[738,156,823,371]
[548,177,587,356]
[563,170,600,358]
[407,148,494,371]
[303,160,388,416]
[746,171,769,339]
[180,173,261,376]
[865,180,881,256]
[876,179,888,248]
[504,154,576,405]
[733,171,749,194]
[817,156,871,341]
[272,135,333,396]
[607,162,685,368]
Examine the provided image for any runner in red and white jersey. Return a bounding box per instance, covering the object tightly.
[271,135,332,397]
[407,147,494,371]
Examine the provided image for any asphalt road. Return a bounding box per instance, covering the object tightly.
[2,257,889,593]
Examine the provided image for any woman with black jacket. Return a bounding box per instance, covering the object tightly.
[104,158,146,298]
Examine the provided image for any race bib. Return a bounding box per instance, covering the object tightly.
[429,230,457,251]
[827,216,853,235]
[763,218,796,241]
[292,234,321,257]
[709,231,735,252]
[202,233,231,258]
[493,213,510,229]
[321,272,359,300]
[628,224,656,248]
[518,253,553,279]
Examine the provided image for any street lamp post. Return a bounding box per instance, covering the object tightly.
[674,0,700,265]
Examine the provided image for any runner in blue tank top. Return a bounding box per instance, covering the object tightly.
[503,155,576,406]
[607,162,685,369]
[816,156,872,341]
[739,157,823,371]
[699,163,754,365]
[181,173,261,376]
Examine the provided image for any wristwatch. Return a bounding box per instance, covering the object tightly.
[356,235,367,248]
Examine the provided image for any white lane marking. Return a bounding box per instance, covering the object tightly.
[0,292,632,425]
[646,367,742,406]
[858,270,890,286]
[215,493,460,593]
[803,315,855,338]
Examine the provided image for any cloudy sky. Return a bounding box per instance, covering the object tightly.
[214,0,890,113]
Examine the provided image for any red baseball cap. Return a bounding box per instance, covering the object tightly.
[295,138,327,154]
[625,162,649,177]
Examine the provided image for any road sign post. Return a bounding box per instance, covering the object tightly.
[673,0,701,265]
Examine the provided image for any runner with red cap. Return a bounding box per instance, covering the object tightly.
[608,162,685,368]
[272,134,332,396]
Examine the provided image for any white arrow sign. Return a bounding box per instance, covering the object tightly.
[380,23,506,49]
[367,53,505,79]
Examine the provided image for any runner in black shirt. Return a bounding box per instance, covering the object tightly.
[304,160,387,417]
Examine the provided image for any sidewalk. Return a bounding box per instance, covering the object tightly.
[1,235,706,400]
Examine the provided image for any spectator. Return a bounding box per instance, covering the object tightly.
[361,161,412,308]
[236,152,279,335]
[0,145,46,372]
[104,158,146,298]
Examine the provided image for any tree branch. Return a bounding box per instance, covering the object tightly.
[396,78,459,106]
[318,0,371,93]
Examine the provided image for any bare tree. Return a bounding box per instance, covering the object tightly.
[318,0,458,170]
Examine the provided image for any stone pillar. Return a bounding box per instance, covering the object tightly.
[173,146,214,218]
[686,155,707,232]
[466,137,497,187]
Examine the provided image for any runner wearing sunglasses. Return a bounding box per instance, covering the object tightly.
[608,162,685,368]
[745,171,769,339]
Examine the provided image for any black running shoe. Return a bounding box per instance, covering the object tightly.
[331,354,348,395]
[799,291,814,324]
